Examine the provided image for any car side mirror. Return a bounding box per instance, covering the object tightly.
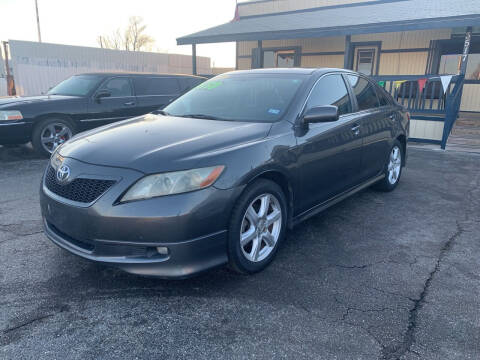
[95,89,111,102]
[302,105,339,124]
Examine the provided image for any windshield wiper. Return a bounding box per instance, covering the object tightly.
[152,109,170,116]
[178,114,227,120]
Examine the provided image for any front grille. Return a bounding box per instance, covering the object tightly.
[45,166,115,203]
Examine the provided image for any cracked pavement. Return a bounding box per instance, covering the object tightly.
[0,145,479,359]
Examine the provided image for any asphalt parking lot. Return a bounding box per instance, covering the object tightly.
[0,144,479,360]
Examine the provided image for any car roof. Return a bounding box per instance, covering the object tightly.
[75,72,207,79]
[220,68,358,76]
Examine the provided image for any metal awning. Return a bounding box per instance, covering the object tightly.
[177,0,480,45]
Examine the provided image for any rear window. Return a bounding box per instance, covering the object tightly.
[134,77,181,96]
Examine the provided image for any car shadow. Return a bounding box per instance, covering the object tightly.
[39,190,392,317]
[0,144,45,162]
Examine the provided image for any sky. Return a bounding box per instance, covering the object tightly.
[0,0,238,68]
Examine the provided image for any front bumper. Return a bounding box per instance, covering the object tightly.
[43,217,228,278]
[0,121,32,144]
[40,158,243,278]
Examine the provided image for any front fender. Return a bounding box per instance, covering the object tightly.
[213,132,298,191]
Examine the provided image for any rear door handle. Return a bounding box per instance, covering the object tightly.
[351,124,361,135]
[124,101,135,106]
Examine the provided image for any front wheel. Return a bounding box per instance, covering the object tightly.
[227,179,287,274]
[373,140,403,192]
[32,118,75,157]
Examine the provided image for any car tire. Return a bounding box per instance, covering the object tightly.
[227,179,288,274]
[32,118,76,157]
[373,139,403,192]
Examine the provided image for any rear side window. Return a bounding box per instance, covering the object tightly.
[347,75,380,111]
[100,77,133,97]
[306,74,352,115]
[376,87,391,106]
[134,77,180,96]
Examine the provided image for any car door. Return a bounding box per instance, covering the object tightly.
[134,76,182,114]
[84,77,138,128]
[296,73,363,212]
[345,75,391,180]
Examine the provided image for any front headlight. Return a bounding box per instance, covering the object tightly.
[0,110,23,121]
[120,165,225,202]
[50,147,64,168]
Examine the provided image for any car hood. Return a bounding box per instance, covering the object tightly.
[0,95,80,108]
[60,113,273,173]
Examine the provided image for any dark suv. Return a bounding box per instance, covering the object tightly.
[0,73,206,156]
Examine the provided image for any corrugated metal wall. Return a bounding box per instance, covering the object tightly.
[8,40,212,96]
[410,119,444,141]
[0,49,7,97]
[237,30,450,70]
[237,29,480,114]
[460,84,480,112]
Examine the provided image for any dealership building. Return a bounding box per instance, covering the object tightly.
[178,0,480,148]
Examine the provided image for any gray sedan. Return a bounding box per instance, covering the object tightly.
[40,68,409,278]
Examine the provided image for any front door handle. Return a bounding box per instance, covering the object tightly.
[351,124,361,135]
[124,101,135,106]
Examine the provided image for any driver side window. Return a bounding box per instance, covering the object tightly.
[101,77,133,97]
[306,74,352,116]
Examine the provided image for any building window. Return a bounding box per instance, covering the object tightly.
[355,49,375,75]
[263,50,295,68]
[439,53,480,80]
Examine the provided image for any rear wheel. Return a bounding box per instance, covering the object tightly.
[227,179,287,274]
[32,118,75,157]
[373,140,403,192]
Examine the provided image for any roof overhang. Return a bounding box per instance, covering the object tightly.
[177,0,480,45]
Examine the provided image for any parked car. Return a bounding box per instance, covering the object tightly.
[40,68,409,278]
[0,73,206,156]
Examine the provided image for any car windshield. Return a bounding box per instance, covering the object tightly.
[47,75,102,96]
[164,74,307,122]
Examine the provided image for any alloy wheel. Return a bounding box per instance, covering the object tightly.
[240,193,282,262]
[387,146,402,185]
[40,123,72,154]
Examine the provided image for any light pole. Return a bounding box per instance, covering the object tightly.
[35,0,42,42]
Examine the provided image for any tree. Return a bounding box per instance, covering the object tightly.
[97,17,154,52]
[124,16,154,51]
[97,29,123,50]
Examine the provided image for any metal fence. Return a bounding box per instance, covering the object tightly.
[372,74,464,149]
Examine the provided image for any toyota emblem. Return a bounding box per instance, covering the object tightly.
[56,165,71,183]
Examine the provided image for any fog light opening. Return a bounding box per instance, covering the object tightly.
[156,246,169,255]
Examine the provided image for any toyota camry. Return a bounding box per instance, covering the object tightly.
[40,68,409,278]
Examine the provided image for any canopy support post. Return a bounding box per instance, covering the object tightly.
[192,44,197,75]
